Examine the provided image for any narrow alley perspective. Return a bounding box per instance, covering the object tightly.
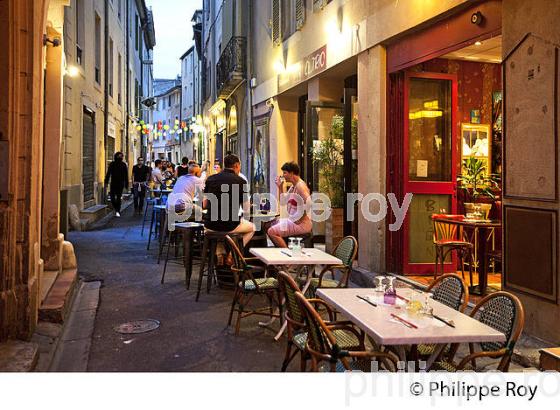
[71,207,288,372]
[2,0,560,409]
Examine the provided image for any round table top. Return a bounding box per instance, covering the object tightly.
[435,217,501,228]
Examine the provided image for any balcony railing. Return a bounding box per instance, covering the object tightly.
[216,36,247,99]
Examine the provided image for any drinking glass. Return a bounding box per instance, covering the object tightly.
[374,276,386,292]
[292,238,302,257]
[288,237,295,251]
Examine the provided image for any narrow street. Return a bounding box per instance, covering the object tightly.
[69,208,290,372]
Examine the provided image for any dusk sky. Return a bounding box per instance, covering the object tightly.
[145,0,202,79]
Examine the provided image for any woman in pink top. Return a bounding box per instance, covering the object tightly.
[266,162,312,248]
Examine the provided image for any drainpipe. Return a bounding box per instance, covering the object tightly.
[125,0,130,162]
[103,0,109,176]
[246,0,254,181]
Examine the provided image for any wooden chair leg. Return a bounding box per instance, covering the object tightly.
[459,250,465,280]
[235,293,245,336]
[468,249,474,287]
[434,247,440,279]
[282,341,299,372]
[300,353,307,372]
[228,288,239,326]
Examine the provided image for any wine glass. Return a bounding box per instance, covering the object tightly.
[374,276,386,292]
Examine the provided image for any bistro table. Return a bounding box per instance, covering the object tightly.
[249,247,342,340]
[247,211,279,247]
[316,287,506,369]
[438,218,501,295]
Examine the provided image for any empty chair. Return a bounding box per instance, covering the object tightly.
[294,291,397,372]
[432,291,525,372]
[277,271,363,372]
[416,274,469,359]
[432,216,473,283]
[225,235,282,335]
[308,236,358,293]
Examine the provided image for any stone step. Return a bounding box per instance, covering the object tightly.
[0,341,39,371]
[40,270,59,304]
[39,268,78,323]
[79,204,109,223]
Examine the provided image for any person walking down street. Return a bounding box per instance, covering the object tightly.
[104,151,129,218]
[132,157,151,215]
[175,156,189,178]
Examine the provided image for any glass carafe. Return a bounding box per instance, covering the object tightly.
[383,277,397,305]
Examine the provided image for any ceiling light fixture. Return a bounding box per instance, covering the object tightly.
[474,41,482,46]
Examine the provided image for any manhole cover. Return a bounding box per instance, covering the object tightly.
[113,319,160,334]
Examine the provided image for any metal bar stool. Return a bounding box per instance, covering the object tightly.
[141,191,160,236]
[147,204,167,251]
[161,221,205,288]
[195,231,243,302]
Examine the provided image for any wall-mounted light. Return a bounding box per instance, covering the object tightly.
[273,60,286,74]
[66,65,80,77]
[474,41,482,46]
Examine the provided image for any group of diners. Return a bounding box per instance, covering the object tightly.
[167,153,312,249]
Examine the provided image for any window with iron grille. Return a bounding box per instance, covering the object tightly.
[295,0,306,30]
[76,0,85,66]
[271,0,281,46]
[94,13,101,84]
[313,0,330,12]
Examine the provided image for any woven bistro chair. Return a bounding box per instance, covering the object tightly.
[277,271,364,372]
[416,274,469,360]
[225,235,282,336]
[294,291,398,372]
[308,236,358,293]
[432,291,525,372]
[432,216,473,283]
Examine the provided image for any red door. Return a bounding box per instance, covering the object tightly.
[402,72,458,275]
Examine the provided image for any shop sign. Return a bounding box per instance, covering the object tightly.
[278,45,328,93]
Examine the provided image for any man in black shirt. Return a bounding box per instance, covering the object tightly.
[203,154,255,246]
[132,157,151,214]
[104,152,129,217]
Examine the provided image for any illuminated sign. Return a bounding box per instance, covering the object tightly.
[278,45,328,93]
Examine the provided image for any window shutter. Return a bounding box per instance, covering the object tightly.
[272,0,281,45]
[295,0,305,30]
[313,0,326,12]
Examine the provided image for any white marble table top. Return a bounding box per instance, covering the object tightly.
[316,288,506,346]
[249,247,342,266]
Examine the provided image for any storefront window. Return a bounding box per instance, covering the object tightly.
[408,78,452,182]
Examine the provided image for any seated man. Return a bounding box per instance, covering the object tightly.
[266,162,312,248]
[203,154,255,246]
[168,162,204,219]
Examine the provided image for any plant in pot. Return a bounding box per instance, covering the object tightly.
[313,115,345,253]
[457,157,501,219]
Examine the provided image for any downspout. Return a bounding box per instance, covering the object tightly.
[103,0,109,176]
[140,27,145,159]
[125,0,130,162]
[246,0,254,183]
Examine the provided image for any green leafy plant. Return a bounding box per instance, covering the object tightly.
[313,115,344,208]
[457,157,501,203]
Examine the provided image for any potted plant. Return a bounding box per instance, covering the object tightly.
[313,115,345,252]
[457,157,501,219]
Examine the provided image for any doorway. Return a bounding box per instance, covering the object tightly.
[82,108,96,206]
[403,72,458,274]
